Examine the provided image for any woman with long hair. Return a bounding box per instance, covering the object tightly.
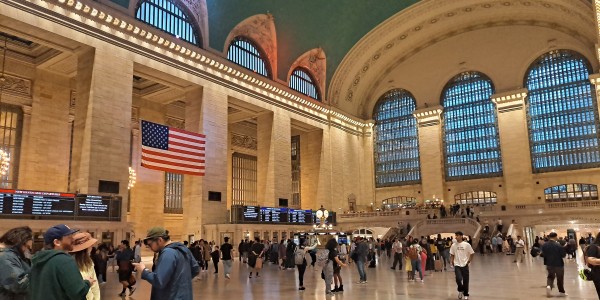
[323,238,347,296]
[0,226,33,300]
[295,238,317,291]
[285,239,296,269]
[69,232,101,300]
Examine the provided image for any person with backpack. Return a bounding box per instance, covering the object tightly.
[322,238,347,296]
[294,238,317,291]
[407,239,424,282]
[584,232,600,298]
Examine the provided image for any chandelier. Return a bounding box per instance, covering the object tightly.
[0,36,11,176]
[128,166,136,189]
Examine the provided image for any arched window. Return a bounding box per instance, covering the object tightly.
[135,0,201,47]
[227,37,271,78]
[289,68,320,100]
[454,191,497,205]
[373,89,420,187]
[381,196,417,210]
[525,50,600,172]
[544,183,598,202]
[442,71,502,180]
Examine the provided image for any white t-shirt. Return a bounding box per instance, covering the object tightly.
[449,241,474,267]
[392,241,403,254]
[515,239,525,248]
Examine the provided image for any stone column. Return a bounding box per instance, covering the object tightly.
[413,106,445,203]
[183,86,229,239]
[594,1,600,64]
[492,89,533,204]
[300,129,323,210]
[17,105,32,189]
[257,109,292,207]
[70,48,133,218]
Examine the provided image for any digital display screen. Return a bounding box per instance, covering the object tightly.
[242,206,260,222]
[234,206,334,225]
[0,189,121,221]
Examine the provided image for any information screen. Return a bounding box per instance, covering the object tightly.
[242,206,260,222]
[234,205,333,225]
[0,189,121,221]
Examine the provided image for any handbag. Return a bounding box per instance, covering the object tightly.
[255,257,263,269]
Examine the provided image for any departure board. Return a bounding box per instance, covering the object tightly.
[0,189,121,221]
[232,205,334,225]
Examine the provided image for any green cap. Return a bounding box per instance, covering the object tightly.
[144,227,168,240]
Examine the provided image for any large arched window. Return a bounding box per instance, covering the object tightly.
[135,0,201,47]
[525,50,600,172]
[227,37,271,78]
[289,68,320,100]
[442,71,502,180]
[544,183,598,202]
[454,191,497,205]
[373,89,420,187]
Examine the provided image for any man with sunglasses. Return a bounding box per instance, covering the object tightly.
[133,227,199,300]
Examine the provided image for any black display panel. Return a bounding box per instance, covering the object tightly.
[0,189,121,221]
[242,206,260,222]
[232,205,334,225]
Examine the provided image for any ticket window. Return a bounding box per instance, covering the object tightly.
[254,231,260,240]
[264,232,270,241]
[101,232,114,246]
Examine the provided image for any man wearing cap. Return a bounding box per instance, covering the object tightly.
[133,227,199,300]
[450,231,474,300]
[28,224,93,300]
[541,232,567,297]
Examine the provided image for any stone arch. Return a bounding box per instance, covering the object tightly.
[328,0,596,118]
[223,14,278,78]
[288,48,327,102]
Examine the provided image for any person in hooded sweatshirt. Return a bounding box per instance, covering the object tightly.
[133,227,200,300]
[28,224,93,300]
[0,226,33,300]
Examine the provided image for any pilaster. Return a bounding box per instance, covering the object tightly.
[413,106,445,202]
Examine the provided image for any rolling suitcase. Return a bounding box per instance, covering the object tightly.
[434,258,443,272]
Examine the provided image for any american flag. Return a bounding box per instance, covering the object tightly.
[141,120,205,176]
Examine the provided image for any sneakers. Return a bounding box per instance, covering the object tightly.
[299,287,305,291]
[547,286,552,297]
[458,291,463,299]
[558,292,568,297]
[464,296,469,300]
[420,279,425,283]
[332,287,339,293]
[225,274,230,279]
[118,292,126,297]
[338,285,344,292]
[129,287,136,296]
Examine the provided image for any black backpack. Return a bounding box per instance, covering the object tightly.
[530,247,540,257]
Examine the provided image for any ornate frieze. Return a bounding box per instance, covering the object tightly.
[0,74,31,97]
[491,89,527,113]
[231,133,257,150]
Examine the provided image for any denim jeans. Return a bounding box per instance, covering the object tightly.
[411,259,423,280]
[223,259,232,275]
[455,265,470,296]
[323,262,334,293]
[356,259,367,282]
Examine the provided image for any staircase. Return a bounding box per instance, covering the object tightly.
[406,218,482,247]
[382,227,400,241]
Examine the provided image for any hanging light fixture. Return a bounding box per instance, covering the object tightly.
[0,36,11,177]
[128,166,136,189]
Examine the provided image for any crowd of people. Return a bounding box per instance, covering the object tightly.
[0,224,599,299]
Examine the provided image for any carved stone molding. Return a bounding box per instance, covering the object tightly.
[22,105,32,116]
[224,14,278,77]
[0,74,31,97]
[165,116,185,129]
[491,89,528,113]
[413,106,443,127]
[231,132,257,150]
[131,106,139,123]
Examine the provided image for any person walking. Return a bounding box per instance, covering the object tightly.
[220,237,234,279]
[390,238,403,270]
[29,224,93,300]
[353,237,369,284]
[116,240,136,296]
[408,240,424,282]
[450,231,474,300]
[202,240,211,272]
[210,246,220,274]
[248,237,265,278]
[323,238,347,295]
[541,232,567,297]
[514,236,525,263]
[133,227,199,300]
[584,232,600,298]
[69,232,101,300]
[0,226,33,300]
[133,240,142,263]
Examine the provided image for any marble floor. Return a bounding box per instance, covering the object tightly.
[98,253,599,299]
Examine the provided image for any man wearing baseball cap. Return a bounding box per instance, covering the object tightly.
[541,232,567,297]
[133,227,199,300]
[28,224,94,300]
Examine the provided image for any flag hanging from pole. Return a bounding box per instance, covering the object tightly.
[140,120,205,176]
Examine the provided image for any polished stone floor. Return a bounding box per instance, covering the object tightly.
[98,253,599,299]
